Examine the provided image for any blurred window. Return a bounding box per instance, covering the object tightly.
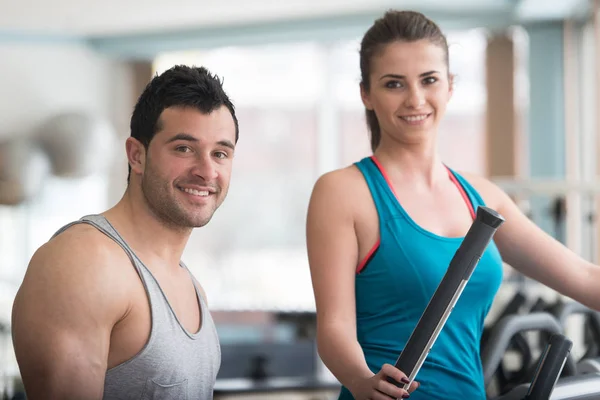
[153,29,488,312]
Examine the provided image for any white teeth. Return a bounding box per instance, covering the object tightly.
[181,188,209,196]
[402,115,428,122]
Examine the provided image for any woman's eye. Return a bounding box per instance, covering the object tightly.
[423,77,437,85]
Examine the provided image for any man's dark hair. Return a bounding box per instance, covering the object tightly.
[128,65,239,182]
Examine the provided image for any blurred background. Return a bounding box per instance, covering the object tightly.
[1,0,600,399]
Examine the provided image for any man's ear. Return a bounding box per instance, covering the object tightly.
[125,137,146,178]
[360,83,373,110]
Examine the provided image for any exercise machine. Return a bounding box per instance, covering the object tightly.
[481,312,577,396]
[482,310,600,399]
[493,333,573,400]
[387,205,587,399]
[547,300,600,372]
[388,206,505,390]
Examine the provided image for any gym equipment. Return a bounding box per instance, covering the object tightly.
[550,301,600,358]
[214,340,341,399]
[366,201,600,399]
[36,112,117,178]
[481,291,528,349]
[494,177,600,271]
[389,206,505,390]
[544,373,600,400]
[481,312,600,399]
[481,312,578,396]
[519,299,600,374]
[524,334,573,399]
[577,358,600,374]
[496,367,600,399]
[481,291,531,391]
[546,301,600,373]
[493,333,573,400]
[0,137,51,205]
[549,196,567,244]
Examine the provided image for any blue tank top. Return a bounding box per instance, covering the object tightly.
[338,156,504,400]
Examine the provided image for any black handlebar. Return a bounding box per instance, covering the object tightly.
[524,333,573,399]
[389,206,505,390]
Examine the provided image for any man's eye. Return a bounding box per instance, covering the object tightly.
[385,81,402,89]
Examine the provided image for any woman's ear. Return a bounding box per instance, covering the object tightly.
[360,83,374,110]
[125,137,146,178]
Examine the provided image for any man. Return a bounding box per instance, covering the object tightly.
[11,65,239,399]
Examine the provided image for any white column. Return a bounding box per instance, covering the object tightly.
[315,42,341,176]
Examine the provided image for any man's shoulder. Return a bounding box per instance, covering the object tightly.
[13,219,132,333]
[47,218,107,245]
[30,220,127,282]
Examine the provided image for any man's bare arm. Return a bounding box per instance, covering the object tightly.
[11,225,128,400]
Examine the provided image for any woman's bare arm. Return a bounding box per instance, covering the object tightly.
[307,170,413,400]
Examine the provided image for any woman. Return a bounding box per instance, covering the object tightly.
[306,9,600,400]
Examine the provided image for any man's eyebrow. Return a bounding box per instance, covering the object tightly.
[165,134,235,150]
[218,140,235,150]
[165,133,198,144]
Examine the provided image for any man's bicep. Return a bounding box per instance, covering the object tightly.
[12,242,119,399]
[12,312,108,399]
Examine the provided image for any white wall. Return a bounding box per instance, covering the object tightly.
[0,41,139,391]
[0,39,137,318]
[0,40,132,140]
[0,39,135,199]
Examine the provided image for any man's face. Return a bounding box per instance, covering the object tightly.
[136,106,236,229]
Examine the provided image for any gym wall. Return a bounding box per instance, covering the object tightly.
[0,38,137,314]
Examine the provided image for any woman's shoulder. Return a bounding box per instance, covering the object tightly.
[451,169,508,211]
[308,161,372,213]
[313,161,370,192]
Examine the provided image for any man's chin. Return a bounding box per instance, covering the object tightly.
[191,219,211,228]
[187,213,215,228]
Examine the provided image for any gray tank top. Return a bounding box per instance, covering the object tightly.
[52,215,221,400]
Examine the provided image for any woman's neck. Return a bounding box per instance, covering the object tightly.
[373,138,446,189]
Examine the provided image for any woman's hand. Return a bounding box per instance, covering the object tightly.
[349,363,420,399]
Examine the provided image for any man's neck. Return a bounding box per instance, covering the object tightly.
[102,189,192,269]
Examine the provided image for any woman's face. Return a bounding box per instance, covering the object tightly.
[361,39,453,147]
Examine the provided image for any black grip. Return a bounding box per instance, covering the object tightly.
[389,206,504,389]
[524,334,573,399]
